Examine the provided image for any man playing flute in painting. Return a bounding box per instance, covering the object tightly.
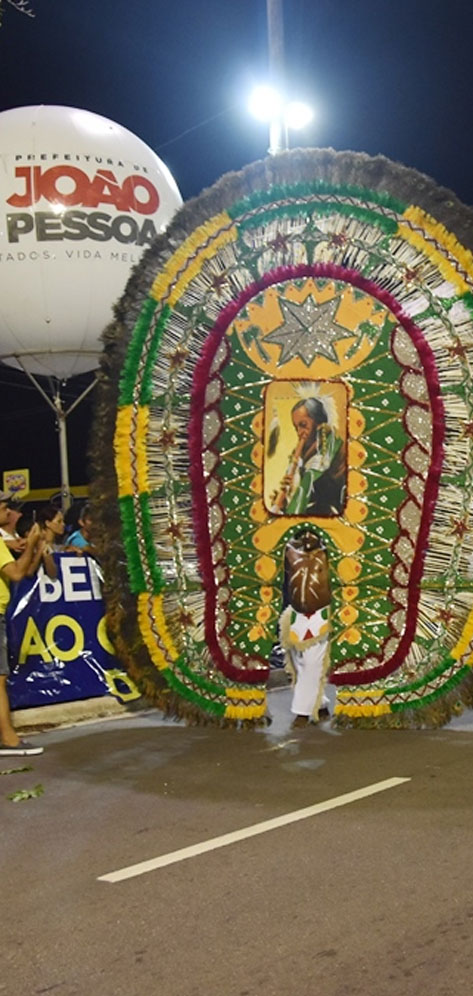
[270,396,346,517]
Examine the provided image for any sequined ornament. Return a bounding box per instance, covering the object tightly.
[91,147,473,728]
[264,291,353,365]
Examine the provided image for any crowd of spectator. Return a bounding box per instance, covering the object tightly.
[0,492,97,757]
[0,497,96,560]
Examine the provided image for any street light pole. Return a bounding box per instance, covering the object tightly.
[266,0,286,154]
[15,360,97,513]
[249,2,312,149]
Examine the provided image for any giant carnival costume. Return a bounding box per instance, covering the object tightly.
[90,147,473,729]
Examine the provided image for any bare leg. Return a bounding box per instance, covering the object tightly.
[0,675,20,747]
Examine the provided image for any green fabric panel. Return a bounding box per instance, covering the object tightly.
[390,664,470,711]
[118,297,158,406]
[174,656,228,697]
[138,492,164,594]
[236,201,399,237]
[228,181,406,220]
[140,305,172,405]
[166,669,227,716]
[387,656,465,697]
[119,495,146,593]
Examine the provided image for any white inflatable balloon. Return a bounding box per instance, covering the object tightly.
[0,105,182,378]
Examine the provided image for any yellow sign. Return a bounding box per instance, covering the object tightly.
[3,468,30,498]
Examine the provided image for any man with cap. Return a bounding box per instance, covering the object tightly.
[0,495,26,555]
[0,490,44,755]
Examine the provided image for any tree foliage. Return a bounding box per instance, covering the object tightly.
[0,0,35,25]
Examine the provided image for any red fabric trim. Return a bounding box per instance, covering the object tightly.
[188,263,444,686]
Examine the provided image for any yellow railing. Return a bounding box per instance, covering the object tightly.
[23,486,89,503]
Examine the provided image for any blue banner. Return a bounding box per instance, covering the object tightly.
[6,554,140,709]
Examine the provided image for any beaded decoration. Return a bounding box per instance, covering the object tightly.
[91,148,473,727]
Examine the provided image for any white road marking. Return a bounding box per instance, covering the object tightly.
[98,776,410,884]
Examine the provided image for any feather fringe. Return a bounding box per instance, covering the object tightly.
[89,147,473,726]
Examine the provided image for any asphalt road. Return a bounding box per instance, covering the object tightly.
[1,689,472,996]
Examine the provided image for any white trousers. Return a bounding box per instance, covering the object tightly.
[290,639,329,718]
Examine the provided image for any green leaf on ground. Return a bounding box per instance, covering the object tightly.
[7,783,44,802]
[0,765,33,776]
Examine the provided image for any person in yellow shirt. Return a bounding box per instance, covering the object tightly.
[0,491,45,756]
[0,496,26,555]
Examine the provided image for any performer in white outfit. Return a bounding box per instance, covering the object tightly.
[279,529,331,726]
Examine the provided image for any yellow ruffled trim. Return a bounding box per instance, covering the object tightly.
[451,603,473,665]
[114,404,150,497]
[335,685,391,717]
[224,701,267,721]
[226,686,266,702]
[150,213,237,306]
[225,685,267,720]
[135,406,150,494]
[336,688,387,701]
[334,702,392,717]
[114,406,134,495]
[400,206,473,293]
[138,593,178,670]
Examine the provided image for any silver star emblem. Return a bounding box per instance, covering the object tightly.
[264,292,353,365]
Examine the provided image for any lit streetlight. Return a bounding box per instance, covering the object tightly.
[248,86,314,154]
[285,101,314,131]
[249,0,314,154]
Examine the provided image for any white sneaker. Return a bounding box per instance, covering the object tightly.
[0,740,44,756]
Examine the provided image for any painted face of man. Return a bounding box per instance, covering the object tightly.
[292,405,319,454]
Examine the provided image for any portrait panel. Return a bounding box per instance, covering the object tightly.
[263,380,348,517]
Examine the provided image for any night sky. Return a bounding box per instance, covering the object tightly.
[1,0,473,491]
